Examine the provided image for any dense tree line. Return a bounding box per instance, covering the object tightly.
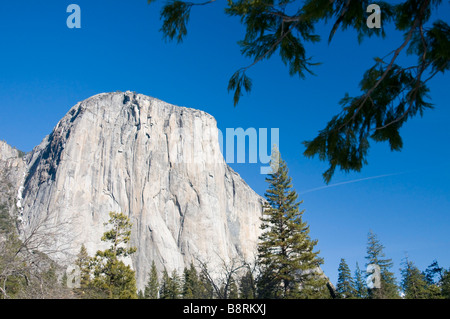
[335,231,450,299]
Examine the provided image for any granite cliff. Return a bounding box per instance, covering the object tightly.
[0,91,265,291]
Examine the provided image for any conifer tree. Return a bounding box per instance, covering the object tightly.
[423,260,444,298]
[198,266,215,299]
[90,212,138,299]
[182,266,194,299]
[72,244,94,298]
[365,230,399,299]
[160,268,181,299]
[144,261,159,299]
[169,269,182,299]
[257,148,329,299]
[0,206,27,299]
[228,277,239,299]
[354,262,368,299]
[424,260,443,286]
[239,269,256,299]
[182,262,203,299]
[400,258,429,299]
[336,258,356,299]
[76,244,91,286]
[159,268,171,299]
[441,269,450,299]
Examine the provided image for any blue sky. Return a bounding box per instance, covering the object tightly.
[0,1,449,286]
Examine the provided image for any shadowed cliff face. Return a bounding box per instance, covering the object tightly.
[13,91,264,290]
[0,141,26,222]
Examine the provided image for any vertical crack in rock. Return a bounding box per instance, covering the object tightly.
[174,195,185,251]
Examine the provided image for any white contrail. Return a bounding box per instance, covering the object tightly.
[299,172,406,195]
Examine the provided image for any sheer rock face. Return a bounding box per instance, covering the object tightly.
[10,92,264,290]
[0,141,26,218]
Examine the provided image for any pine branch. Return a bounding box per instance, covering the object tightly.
[338,0,431,132]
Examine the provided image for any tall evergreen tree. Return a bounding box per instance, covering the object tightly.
[400,257,429,299]
[239,269,256,299]
[227,277,239,299]
[90,212,138,299]
[354,262,368,299]
[169,269,182,299]
[159,268,171,299]
[144,261,159,299]
[75,244,91,287]
[257,148,329,299]
[182,265,194,299]
[441,269,450,299]
[336,258,356,299]
[424,260,443,286]
[160,268,181,299]
[365,230,399,299]
[198,266,216,299]
[182,262,204,299]
[423,260,444,298]
[72,244,95,298]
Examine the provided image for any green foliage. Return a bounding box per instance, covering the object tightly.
[100,211,137,258]
[149,0,449,183]
[159,268,171,299]
[256,148,330,299]
[0,202,25,298]
[0,233,26,298]
[326,1,394,43]
[182,265,195,299]
[336,258,357,299]
[301,0,448,183]
[160,0,191,43]
[226,277,239,299]
[159,268,182,299]
[424,260,442,284]
[0,204,14,235]
[71,244,93,298]
[158,0,217,43]
[365,230,400,299]
[353,262,368,299]
[182,262,207,299]
[421,260,444,298]
[441,269,450,299]
[340,251,449,299]
[198,266,216,298]
[225,0,321,106]
[169,269,182,298]
[88,212,138,299]
[151,263,221,299]
[239,269,256,299]
[303,59,434,182]
[228,69,252,107]
[0,198,76,298]
[400,258,431,299]
[144,261,160,299]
